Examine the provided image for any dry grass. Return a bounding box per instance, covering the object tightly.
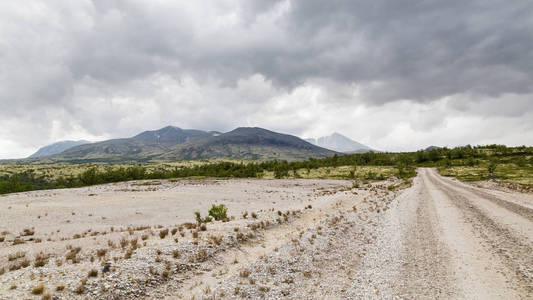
[159,229,169,239]
[9,258,30,271]
[8,251,26,261]
[124,249,134,259]
[21,228,35,236]
[34,252,50,268]
[31,284,45,295]
[65,247,81,263]
[120,237,129,248]
[42,293,52,300]
[74,284,85,295]
[12,238,25,245]
[96,248,107,257]
[239,269,250,278]
[196,249,208,262]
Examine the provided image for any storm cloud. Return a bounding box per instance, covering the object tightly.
[1,0,532,158]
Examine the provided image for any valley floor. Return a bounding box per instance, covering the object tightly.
[0,169,532,299]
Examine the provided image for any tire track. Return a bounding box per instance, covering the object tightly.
[426,170,533,296]
[436,174,533,222]
[396,174,457,299]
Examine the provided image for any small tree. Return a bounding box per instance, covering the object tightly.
[487,161,498,176]
[396,162,406,177]
[428,149,440,162]
[443,159,452,168]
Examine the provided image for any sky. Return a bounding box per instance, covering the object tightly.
[1,0,533,158]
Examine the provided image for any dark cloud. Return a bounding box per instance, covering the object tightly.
[0,0,532,158]
[61,0,533,102]
[282,0,533,102]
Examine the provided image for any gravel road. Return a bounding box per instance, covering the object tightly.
[359,168,533,299]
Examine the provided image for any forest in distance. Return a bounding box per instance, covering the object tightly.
[1,144,532,195]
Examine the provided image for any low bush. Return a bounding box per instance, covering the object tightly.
[159,229,169,239]
[194,212,212,223]
[208,204,228,221]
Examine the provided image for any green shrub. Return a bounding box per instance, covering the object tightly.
[488,161,498,175]
[194,212,212,223]
[516,158,527,167]
[208,204,228,221]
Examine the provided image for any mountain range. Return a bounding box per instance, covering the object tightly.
[25,126,337,163]
[305,133,373,153]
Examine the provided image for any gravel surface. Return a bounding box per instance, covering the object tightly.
[1,169,532,299]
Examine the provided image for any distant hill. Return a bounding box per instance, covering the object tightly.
[424,146,442,152]
[55,126,214,162]
[157,127,336,161]
[30,126,336,163]
[305,133,373,153]
[132,126,214,146]
[28,140,90,158]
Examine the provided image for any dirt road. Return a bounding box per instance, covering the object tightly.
[354,168,533,299]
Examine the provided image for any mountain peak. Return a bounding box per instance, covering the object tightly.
[227,127,273,134]
[132,126,211,146]
[161,125,181,130]
[29,140,91,158]
[306,133,372,153]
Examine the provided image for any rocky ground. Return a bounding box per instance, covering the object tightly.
[1,169,532,299]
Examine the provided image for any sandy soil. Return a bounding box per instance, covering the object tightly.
[1,169,532,299]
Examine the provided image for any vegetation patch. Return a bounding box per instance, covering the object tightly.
[208,204,228,221]
[1,145,532,195]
